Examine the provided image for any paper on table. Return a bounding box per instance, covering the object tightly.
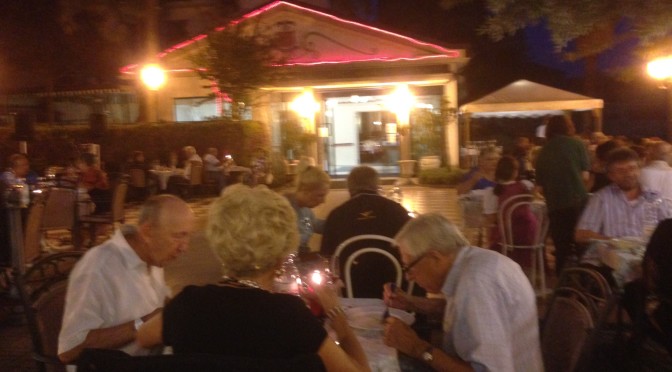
[338,298,401,372]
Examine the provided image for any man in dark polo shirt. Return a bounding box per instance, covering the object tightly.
[321,166,412,298]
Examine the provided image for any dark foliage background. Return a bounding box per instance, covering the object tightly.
[0,120,270,174]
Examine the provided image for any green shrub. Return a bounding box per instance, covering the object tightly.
[418,167,465,186]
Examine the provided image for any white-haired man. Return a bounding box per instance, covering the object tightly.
[383,213,542,372]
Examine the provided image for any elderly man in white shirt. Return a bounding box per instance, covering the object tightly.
[640,141,672,200]
[58,195,195,364]
[383,213,543,372]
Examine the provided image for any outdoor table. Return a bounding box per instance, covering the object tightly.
[150,168,183,191]
[338,298,432,372]
[339,297,403,371]
[581,238,645,289]
[226,166,251,184]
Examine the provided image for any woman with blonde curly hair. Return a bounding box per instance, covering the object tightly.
[137,184,370,371]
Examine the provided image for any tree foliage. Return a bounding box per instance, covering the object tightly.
[440,0,672,69]
[191,23,287,110]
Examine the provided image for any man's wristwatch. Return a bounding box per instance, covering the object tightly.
[133,318,144,331]
[421,345,434,363]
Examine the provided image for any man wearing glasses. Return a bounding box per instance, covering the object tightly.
[383,213,542,372]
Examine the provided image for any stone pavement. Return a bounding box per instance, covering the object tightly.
[0,183,550,371]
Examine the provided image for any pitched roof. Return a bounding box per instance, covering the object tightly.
[121,1,464,75]
[460,80,603,118]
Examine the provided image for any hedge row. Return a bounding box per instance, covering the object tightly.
[0,120,270,174]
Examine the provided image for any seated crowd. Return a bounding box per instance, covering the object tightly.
[5,123,671,371]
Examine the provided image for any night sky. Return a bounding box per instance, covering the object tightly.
[0,0,667,138]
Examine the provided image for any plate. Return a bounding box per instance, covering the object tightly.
[345,306,415,332]
[610,237,644,251]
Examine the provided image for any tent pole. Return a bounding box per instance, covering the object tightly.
[592,108,603,133]
[464,114,471,145]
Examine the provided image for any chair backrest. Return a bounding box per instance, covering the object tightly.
[551,266,613,322]
[541,296,594,372]
[190,162,203,186]
[41,187,77,231]
[16,251,84,370]
[24,193,47,266]
[77,349,326,372]
[330,234,414,298]
[497,194,549,252]
[128,168,146,188]
[344,247,403,298]
[110,181,128,222]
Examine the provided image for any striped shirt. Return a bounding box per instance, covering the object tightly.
[577,184,672,239]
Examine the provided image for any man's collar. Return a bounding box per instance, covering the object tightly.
[441,246,469,295]
[116,226,148,270]
[350,189,379,198]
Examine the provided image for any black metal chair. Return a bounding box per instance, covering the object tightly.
[76,180,128,248]
[15,251,84,372]
[77,348,326,372]
[541,266,618,372]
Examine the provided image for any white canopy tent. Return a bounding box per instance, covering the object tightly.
[459,80,604,142]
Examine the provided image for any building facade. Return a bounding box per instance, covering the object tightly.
[123,1,467,173]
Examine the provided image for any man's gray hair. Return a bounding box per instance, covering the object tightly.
[137,194,183,226]
[394,213,469,257]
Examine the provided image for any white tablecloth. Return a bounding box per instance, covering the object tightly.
[582,239,644,288]
[339,298,401,372]
[150,169,183,190]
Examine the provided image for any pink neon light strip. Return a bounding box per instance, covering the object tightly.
[276,54,453,66]
[237,1,460,56]
[120,1,460,73]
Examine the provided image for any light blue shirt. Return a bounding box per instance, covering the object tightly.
[285,193,324,249]
[440,246,543,372]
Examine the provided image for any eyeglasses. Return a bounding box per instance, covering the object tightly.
[402,253,428,274]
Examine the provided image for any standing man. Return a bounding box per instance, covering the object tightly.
[284,166,330,254]
[320,166,412,298]
[58,195,196,363]
[383,213,543,371]
[535,116,590,275]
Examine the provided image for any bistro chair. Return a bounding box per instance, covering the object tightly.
[541,293,595,372]
[40,187,78,252]
[127,168,150,201]
[15,251,84,372]
[23,193,48,266]
[76,180,128,248]
[178,161,203,200]
[330,234,414,298]
[457,194,486,246]
[541,266,617,372]
[497,194,549,297]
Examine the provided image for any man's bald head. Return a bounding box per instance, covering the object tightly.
[138,194,191,227]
